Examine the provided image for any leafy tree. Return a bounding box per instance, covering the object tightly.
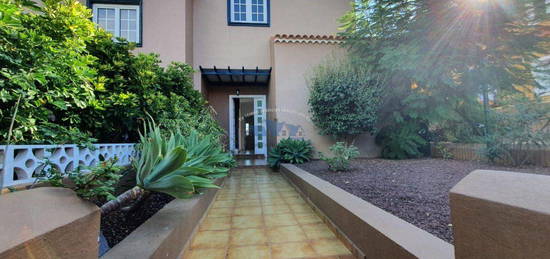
[0,0,223,144]
[0,0,98,143]
[308,58,383,142]
[341,0,549,157]
[481,96,549,166]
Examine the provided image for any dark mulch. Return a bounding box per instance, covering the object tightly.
[298,158,550,243]
[99,192,174,247]
[96,170,175,247]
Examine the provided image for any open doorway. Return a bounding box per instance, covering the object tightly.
[234,98,255,154]
[229,95,267,157]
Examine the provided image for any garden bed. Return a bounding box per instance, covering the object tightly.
[298,158,550,243]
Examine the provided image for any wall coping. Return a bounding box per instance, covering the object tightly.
[281,164,454,259]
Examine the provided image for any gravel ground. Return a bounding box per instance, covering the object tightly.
[298,158,550,243]
[100,192,174,247]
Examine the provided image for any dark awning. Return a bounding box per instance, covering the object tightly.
[200,66,272,86]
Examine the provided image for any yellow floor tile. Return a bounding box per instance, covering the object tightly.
[232,215,264,229]
[230,228,268,246]
[267,225,308,243]
[262,204,291,215]
[228,245,271,259]
[184,248,226,259]
[294,212,323,225]
[212,200,235,208]
[311,239,351,256]
[301,223,336,239]
[261,198,287,205]
[190,230,230,249]
[235,199,262,207]
[233,206,263,216]
[289,203,313,214]
[208,207,233,217]
[271,242,316,259]
[200,217,232,231]
[264,213,298,227]
[188,168,353,259]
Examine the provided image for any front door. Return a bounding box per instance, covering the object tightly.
[229,95,267,157]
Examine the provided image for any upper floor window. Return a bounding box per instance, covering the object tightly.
[92,4,141,44]
[228,0,270,26]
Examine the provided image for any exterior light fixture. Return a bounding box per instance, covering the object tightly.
[236,89,240,96]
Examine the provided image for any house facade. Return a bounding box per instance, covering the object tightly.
[82,0,380,158]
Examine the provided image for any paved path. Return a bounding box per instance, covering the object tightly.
[183,168,353,259]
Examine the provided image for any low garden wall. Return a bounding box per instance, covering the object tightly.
[0,144,136,188]
[280,164,454,259]
[282,164,550,259]
[102,177,224,259]
[430,142,550,167]
[0,178,223,259]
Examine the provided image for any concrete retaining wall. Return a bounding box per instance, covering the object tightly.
[280,164,455,259]
[102,178,224,259]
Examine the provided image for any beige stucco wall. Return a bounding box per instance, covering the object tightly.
[136,0,191,64]
[192,0,352,91]
[272,42,380,158]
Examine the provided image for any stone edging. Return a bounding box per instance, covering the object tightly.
[280,164,454,259]
[101,178,225,259]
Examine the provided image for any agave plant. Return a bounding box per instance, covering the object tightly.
[101,120,233,214]
[268,138,313,169]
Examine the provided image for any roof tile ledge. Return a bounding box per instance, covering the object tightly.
[273,34,345,45]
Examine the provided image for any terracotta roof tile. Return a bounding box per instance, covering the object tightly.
[273,34,344,45]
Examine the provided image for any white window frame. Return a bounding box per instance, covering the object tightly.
[229,0,268,25]
[92,4,141,44]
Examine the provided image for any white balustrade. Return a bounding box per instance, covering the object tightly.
[0,144,136,188]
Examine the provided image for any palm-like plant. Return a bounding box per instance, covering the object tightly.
[101,120,233,214]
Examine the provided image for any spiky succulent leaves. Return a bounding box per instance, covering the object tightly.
[268,147,283,169]
[134,120,232,199]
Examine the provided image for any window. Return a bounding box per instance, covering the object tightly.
[228,0,270,26]
[93,4,141,44]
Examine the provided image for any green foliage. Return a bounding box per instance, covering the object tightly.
[320,142,360,172]
[376,123,427,159]
[268,138,313,169]
[134,121,233,199]
[83,33,220,142]
[480,97,549,166]
[308,58,383,141]
[0,0,98,144]
[38,159,123,201]
[0,0,222,145]
[434,142,454,160]
[341,0,549,158]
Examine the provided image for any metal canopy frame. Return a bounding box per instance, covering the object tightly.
[199,66,272,86]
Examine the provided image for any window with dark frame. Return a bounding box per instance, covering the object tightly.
[228,0,270,26]
[91,3,142,45]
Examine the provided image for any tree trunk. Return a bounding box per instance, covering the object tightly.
[101,186,146,215]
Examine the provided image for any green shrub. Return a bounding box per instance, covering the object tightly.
[308,58,382,142]
[376,123,427,159]
[321,142,359,172]
[268,138,313,169]
[480,97,549,167]
[0,0,98,143]
[0,0,222,145]
[38,159,123,201]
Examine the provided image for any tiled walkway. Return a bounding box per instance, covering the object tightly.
[183,168,353,259]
